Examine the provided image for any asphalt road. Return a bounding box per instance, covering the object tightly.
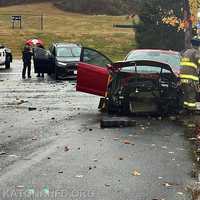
[0,61,195,200]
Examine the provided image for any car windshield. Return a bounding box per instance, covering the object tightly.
[125,50,180,70]
[56,47,81,57]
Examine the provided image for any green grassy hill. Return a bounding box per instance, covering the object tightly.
[0,2,135,60]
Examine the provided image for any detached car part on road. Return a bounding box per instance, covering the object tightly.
[76,48,185,115]
[33,43,81,79]
[0,45,12,69]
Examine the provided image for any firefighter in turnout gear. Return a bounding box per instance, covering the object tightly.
[180,37,200,110]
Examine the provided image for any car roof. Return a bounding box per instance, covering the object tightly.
[128,49,179,55]
[53,43,81,48]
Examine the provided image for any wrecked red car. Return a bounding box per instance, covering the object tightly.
[76,48,183,114]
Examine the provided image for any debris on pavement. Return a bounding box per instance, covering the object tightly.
[162,182,179,188]
[176,192,184,196]
[105,184,111,187]
[123,140,132,145]
[28,107,37,111]
[100,116,136,128]
[163,182,173,188]
[132,170,141,176]
[0,151,6,155]
[8,155,18,158]
[64,146,69,152]
[75,175,84,178]
[16,185,25,189]
[119,157,124,160]
[58,170,63,174]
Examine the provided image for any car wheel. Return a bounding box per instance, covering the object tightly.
[107,98,117,114]
[5,61,10,69]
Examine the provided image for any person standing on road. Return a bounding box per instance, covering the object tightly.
[22,45,33,79]
[180,37,200,110]
[35,44,44,78]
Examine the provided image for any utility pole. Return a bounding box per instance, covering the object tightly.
[184,0,192,48]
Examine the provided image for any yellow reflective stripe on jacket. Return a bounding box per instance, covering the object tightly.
[180,61,197,69]
[198,59,200,64]
[180,79,189,84]
[179,74,199,81]
[181,57,190,62]
[184,102,197,107]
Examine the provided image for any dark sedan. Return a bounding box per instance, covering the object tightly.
[33,43,81,79]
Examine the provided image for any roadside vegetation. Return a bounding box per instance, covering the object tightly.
[0,2,135,60]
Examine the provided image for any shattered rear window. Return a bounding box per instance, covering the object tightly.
[121,65,170,73]
[125,50,180,70]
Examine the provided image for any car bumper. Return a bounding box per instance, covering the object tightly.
[56,63,77,79]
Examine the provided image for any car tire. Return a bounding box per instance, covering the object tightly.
[5,61,10,69]
[107,98,118,114]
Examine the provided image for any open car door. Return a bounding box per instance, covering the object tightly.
[76,47,112,96]
[33,47,53,74]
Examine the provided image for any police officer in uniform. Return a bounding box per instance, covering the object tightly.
[180,37,200,110]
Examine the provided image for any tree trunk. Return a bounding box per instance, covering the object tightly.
[184,0,192,48]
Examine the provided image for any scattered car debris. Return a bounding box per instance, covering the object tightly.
[8,155,18,158]
[0,151,6,155]
[176,192,184,196]
[123,140,132,145]
[16,185,25,189]
[163,182,173,188]
[64,146,69,152]
[75,175,84,178]
[132,170,141,176]
[28,107,37,111]
[100,116,136,128]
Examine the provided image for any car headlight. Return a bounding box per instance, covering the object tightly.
[57,61,66,66]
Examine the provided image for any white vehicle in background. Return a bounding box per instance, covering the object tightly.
[0,45,12,69]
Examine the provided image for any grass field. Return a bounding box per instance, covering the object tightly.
[0,2,135,61]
